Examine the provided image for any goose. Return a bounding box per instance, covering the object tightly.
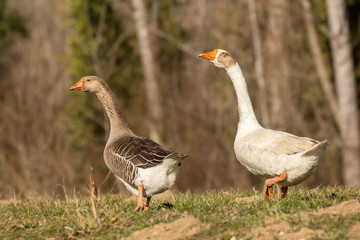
[199,49,328,200]
[70,76,187,211]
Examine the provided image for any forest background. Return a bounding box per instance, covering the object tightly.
[0,0,359,199]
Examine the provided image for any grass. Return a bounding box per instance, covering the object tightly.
[0,186,359,239]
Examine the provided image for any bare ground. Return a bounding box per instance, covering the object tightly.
[126,199,360,240]
[127,215,205,240]
[245,199,360,240]
[347,222,360,240]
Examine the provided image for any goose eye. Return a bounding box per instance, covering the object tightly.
[86,79,90,82]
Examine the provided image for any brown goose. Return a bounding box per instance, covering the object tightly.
[70,76,187,211]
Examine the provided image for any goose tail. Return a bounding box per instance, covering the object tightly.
[165,152,188,167]
[167,152,188,161]
[301,139,328,157]
[169,152,188,162]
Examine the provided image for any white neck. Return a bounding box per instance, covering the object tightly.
[226,63,261,132]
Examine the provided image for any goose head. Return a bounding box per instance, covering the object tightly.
[199,49,236,69]
[70,75,104,93]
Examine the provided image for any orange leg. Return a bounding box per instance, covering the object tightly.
[264,172,287,200]
[281,186,288,199]
[144,196,151,211]
[264,184,275,200]
[134,183,147,212]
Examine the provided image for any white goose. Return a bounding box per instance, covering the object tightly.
[70,76,187,211]
[199,49,328,199]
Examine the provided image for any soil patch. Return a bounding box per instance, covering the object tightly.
[245,221,293,240]
[127,215,204,240]
[245,219,325,240]
[244,200,360,240]
[313,199,360,216]
[281,227,325,240]
[347,222,360,240]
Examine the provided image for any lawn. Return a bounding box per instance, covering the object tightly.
[0,186,359,239]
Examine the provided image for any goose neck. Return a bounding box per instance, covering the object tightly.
[226,63,260,127]
[95,85,133,139]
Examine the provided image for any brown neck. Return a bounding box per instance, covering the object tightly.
[95,83,133,139]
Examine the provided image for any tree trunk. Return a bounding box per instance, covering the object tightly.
[132,0,162,143]
[266,0,291,129]
[248,0,270,127]
[326,0,360,186]
[301,0,340,126]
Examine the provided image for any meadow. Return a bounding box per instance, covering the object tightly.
[1,186,359,239]
[1,2,360,239]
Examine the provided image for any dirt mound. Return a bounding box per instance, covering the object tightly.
[315,199,360,216]
[245,200,360,240]
[347,223,360,240]
[127,215,204,240]
[246,220,325,240]
[281,227,325,240]
[245,221,292,240]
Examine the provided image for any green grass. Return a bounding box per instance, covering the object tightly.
[0,186,359,239]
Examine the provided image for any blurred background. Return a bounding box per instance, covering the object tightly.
[0,0,359,199]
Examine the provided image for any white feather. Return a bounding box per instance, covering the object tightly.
[226,63,328,186]
[116,157,180,197]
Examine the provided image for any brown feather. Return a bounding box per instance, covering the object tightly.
[110,136,172,168]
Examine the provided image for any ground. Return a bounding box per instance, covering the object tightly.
[0,186,359,239]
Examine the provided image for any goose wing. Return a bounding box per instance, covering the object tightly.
[110,136,172,169]
[243,129,320,156]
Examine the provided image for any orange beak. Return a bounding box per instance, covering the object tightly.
[199,49,218,61]
[70,79,84,91]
